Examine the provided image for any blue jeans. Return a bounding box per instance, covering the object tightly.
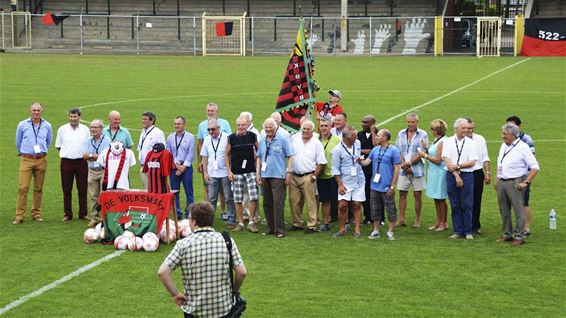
[446,172,474,235]
[208,176,236,224]
[170,166,194,219]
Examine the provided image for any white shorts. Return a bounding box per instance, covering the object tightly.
[397,175,426,192]
[338,186,366,202]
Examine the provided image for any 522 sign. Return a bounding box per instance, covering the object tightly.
[538,30,564,41]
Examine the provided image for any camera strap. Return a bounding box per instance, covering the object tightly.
[221,231,236,303]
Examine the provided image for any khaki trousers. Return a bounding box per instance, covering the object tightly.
[288,174,318,229]
[16,156,48,219]
[88,169,105,218]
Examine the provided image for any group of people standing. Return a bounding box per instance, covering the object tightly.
[15,94,539,245]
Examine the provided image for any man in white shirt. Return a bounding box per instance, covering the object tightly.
[441,118,478,240]
[495,123,539,246]
[260,112,292,141]
[465,118,491,234]
[97,142,136,190]
[55,108,90,222]
[288,120,327,234]
[330,112,347,137]
[137,111,166,189]
[200,119,237,229]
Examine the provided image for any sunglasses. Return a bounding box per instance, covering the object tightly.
[207,128,217,131]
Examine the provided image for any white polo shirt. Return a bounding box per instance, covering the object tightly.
[441,135,478,173]
[471,133,490,170]
[200,133,229,178]
[137,125,166,164]
[496,139,539,179]
[290,136,327,174]
[55,123,90,159]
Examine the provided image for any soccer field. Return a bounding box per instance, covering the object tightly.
[0,54,565,317]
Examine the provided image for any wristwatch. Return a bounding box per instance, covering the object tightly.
[312,175,317,180]
[390,186,395,190]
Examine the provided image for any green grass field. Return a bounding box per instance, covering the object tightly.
[1,54,565,317]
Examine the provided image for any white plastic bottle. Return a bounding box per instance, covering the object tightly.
[549,209,557,230]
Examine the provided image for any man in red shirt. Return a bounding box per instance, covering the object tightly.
[315,90,344,121]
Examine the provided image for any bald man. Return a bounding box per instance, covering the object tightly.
[103,110,134,148]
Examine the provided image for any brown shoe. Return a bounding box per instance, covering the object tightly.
[496,236,513,243]
[226,223,237,230]
[32,216,44,222]
[79,216,89,221]
[62,216,72,222]
[12,218,23,224]
[511,239,525,246]
[247,222,259,233]
[232,224,245,232]
[87,219,98,228]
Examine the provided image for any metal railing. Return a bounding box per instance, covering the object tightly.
[1,13,521,56]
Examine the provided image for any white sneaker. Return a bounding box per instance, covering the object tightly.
[386,231,395,241]
[466,234,474,240]
[368,231,381,239]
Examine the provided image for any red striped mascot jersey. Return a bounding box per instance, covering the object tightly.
[142,149,175,193]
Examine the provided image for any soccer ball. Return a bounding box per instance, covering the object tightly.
[142,234,160,252]
[114,235,130,250]
[142,232,159,242]
[128,237,143,251]
[159,227,177,242]
[83,228,99,244]
[95,223,106,240]
[122,230,135,240]
[179,224,192,238]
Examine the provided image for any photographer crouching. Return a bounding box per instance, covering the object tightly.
[158,201,247,317]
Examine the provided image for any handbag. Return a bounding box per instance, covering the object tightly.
[221,231,247,318]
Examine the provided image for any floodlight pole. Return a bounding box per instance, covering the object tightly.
[80,8,84,55]
[340,0,347,51]
[135,12,140,55]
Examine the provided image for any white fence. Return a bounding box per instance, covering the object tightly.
[1,13,519,55]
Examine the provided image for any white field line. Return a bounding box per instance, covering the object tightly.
[0,251,125,315]
[377,58,531,127]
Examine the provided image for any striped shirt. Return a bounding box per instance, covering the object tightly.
[142,149,175,193]
[164,227,243,317]
[395,128,428,177]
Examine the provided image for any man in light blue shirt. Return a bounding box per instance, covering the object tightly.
[331,126,365,238]
[257,118,294,237]
[166,116,195,219]
[103,110,134,148]
[14,102,52,224]
[82,119,110,225]
[395,112,428,227]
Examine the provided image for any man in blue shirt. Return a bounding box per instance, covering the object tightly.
[166,116,195,220]
[103,110,134,148]
[331,126,365,238]
[82,119,110,226]
[360,129,401,240]
[256,118,294,237]
[395,112,428,227]
[14,102,53,224]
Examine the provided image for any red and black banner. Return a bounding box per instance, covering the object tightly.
[522,18,566,56]
[215,22,234,36]
[42,12,70,26]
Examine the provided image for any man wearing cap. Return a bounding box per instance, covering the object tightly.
[83,119,110,226]
[137,111,166,189]
[316,90,344,121]
[14,102,53,224]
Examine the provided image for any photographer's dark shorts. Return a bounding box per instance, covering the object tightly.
[317,178,338,202]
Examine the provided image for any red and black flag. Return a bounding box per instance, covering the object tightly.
[42,12,70,26]
[522,18,566,56]
[216,21,234,36]
[275,19,319,133]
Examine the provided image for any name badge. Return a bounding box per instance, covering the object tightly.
[33,145,41,154]
[92,162,100,168]
[241,159,247,169]
[261,161,267,172]
[350,166,357,176]
[213,161,219,170]
[373,173,381,183]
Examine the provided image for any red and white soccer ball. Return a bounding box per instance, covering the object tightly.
[159,227,177,242]
[83,228,99,244]
[179,219,192,238]
[142,232,160,252]
[122,230,136,240]
[114,235,130,250]
[127,236,143,251]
